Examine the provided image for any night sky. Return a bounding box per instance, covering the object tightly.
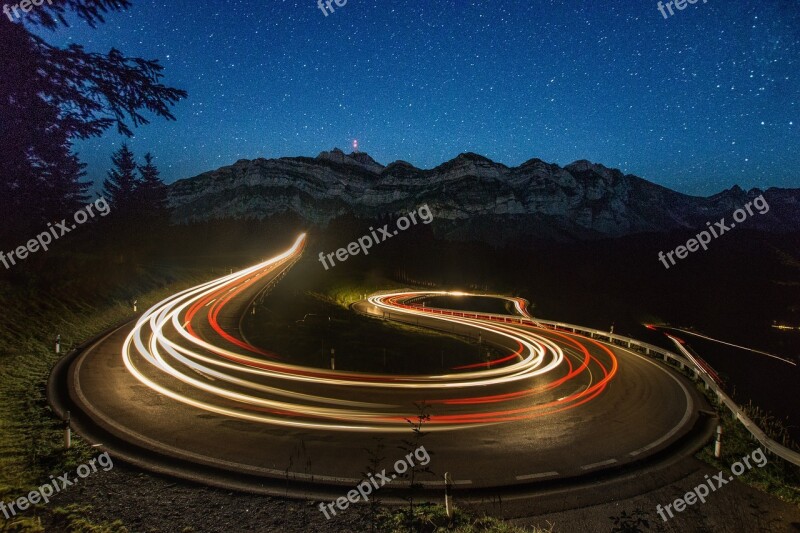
[40,0,800,195]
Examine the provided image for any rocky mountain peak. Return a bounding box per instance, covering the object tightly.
[168,151,800,242]
[349,151,384,172]
[455,152,496,164]
[316,148,383,173]
[566,159,620,175]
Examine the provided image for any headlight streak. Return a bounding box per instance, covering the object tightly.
[121,234,618,432]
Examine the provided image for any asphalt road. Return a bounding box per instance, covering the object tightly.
[53,235,710,495]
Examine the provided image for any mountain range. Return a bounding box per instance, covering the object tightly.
[167,149,800,242]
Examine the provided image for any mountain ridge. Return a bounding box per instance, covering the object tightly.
[168,149,800,242]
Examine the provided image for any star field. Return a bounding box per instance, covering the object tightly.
[42,0,800,195]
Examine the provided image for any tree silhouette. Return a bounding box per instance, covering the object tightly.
[103,144,139,216]
[135,152,170,248]
[6,0,132,29]
[136,153,169,222]
[0,2,186,246]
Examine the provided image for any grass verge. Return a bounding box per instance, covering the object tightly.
[0,265,216,531]
[695,404,800,506]
[377,504,554,533]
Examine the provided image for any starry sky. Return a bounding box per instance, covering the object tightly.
[40,0,799,196]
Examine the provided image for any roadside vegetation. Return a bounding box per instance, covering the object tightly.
[606,336,800,509]
[649,354,800,506]
[241,257,505,374]
[377,504,554,533]
[0,255,219,531]
[696,400,800,506]
[2,222,797,531]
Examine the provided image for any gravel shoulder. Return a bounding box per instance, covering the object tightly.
[34,457,800,532]
[510,458,800,533]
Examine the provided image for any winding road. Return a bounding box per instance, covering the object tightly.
[49,234,711,496]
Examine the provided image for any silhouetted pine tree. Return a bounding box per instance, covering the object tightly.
[0,2,185,247]
[136,153,170,223]
[100,144,143,258]
[102,144,140,216]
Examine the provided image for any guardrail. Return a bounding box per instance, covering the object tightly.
[402,302,800,467]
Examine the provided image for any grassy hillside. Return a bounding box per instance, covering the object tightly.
[0,247,227,531]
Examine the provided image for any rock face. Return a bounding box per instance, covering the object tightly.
[168,149,800,241]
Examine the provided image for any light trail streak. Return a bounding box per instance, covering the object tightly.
[657,326,796,367]
[121,233,619,432]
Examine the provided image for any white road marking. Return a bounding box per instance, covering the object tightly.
[422,479,473,486]
[616,346,695,457]
[580,458,617,470]
[516,471,559,480]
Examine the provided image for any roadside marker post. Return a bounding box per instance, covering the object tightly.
[64,411,71,450]
[444,472,453,519]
